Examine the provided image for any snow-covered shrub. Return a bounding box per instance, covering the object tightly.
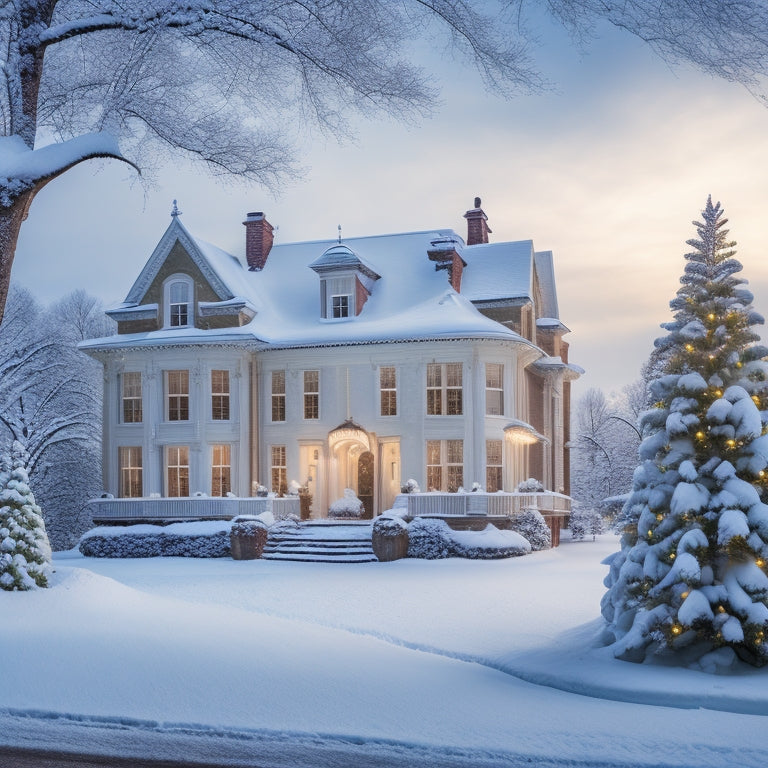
[407,518,530,559]
[328,488,364,519]
[569,509,604,541]
[253,483,268,497]
[470,482,483,492]
[400,478,421,494]
[510,507,551,550]
[0,455,52,590]
[517,478,544,493]
[79,522,231,558]
[407,518,453,559]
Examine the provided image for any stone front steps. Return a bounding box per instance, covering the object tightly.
[262,521,377,563]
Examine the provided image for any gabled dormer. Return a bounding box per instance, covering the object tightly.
[309,244,381,319]
[108,211,256,334]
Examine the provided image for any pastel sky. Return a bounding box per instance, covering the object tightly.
[12,13,768,401]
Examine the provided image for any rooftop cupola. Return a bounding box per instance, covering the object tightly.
[243,211,274,271]
[463,196,492,245]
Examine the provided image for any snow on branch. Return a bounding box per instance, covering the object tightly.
[0,132,136,207]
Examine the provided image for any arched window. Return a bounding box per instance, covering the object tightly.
[164,275,193,328]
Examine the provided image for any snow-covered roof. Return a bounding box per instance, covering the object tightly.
[81,216,565,353]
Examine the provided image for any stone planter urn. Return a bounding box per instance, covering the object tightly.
[372,516,409,562]
[230,516,268,560]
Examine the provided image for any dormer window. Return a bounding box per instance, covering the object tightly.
[324,275,354,319]
[310,244,380,321]
[164,275,193,328]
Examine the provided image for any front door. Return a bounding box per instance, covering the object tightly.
[357,451,374,519]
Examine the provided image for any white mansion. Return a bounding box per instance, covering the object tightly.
[80,199,580,518]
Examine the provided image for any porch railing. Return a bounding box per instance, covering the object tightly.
[395,491,572,518]
[87,496,301,523]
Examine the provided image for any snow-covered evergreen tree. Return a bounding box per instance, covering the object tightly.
[602,197,768,668]
[0,442,52,590]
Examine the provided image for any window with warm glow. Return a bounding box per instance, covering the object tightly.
[211,444,231,496]
[166,370,189,421]
[271,445,287,495]
[118,446,142,498]
[121,372,142,423]
[426,363,462,416]
[271,370,286,422]
[167,446,190,497]
[304,370,319,419]
[380,366,397,416]
[426,439,463,492]
[211,370,230,420]
[486,439,503,492]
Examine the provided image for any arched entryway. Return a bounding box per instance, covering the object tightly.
[327,419,375,518]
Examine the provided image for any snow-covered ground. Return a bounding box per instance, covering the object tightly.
[2,534,768,767]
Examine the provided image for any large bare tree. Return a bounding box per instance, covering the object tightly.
[0,1,767,321]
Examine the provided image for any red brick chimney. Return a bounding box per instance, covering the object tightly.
[243,212,274,271]
[463,197,491,245]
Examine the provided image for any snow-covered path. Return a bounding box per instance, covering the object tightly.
[2,536,768,767]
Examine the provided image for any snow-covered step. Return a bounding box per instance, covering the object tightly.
[263,521,377,562]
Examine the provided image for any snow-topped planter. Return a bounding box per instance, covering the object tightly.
[230,516,269,560]
[79,521,231,558]
[407,518,531,560]
[372,515,409,561]
[328,488,364,519]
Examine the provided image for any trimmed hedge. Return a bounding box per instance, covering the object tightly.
[79,523,231,558]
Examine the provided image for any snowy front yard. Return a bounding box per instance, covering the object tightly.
[2,534,768,767]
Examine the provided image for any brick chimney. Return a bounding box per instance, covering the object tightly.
[463,196,491,245]
[243,212,274,271]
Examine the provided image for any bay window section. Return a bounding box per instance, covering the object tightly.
[426,439,464,492]
[486,439,503,492]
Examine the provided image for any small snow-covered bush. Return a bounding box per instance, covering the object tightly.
[517,478,544,493]
[407,518,530,559]
[373,515,408,537]
[407,518,453,559]
[569,509,604,541]
[79,521,231,558]
[400,478,421,494]
[510,508,551,551]
[328,488,364,519]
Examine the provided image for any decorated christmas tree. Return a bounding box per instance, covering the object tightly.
[0,442,52,590]
[602,197,768,668]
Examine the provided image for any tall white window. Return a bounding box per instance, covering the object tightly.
[485,363,504,416]
[211,444,231,496]
[304,370,319,419]
[271,370,286,422]
[167,446,190,497]
[380,366,397,416]
[121,372,142,423]
[118,446,143,498]
[165,276,193,328]
[166,370,190,421]
[321,276,354,319]
[271,445,287,495]
[486,439,503,492]
[426,363,463,416]
[426,439,463,492]
[211,370,230,421]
